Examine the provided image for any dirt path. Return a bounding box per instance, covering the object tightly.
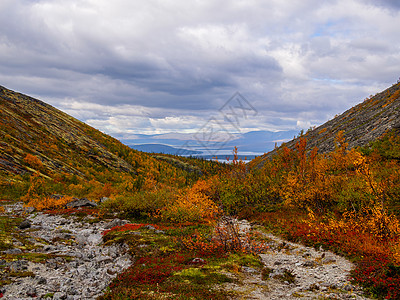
[221,219,370,300]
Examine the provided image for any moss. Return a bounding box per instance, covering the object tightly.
[261,267,273,280]
[173,266,233,285]
[275,269,296,284]
[43,293,54,298]
[8,270,35,278]
[103,228,178,258]
[0,216,24,251]
[3,252,72,263]
[223,253,263,269]
[0,278,12,287]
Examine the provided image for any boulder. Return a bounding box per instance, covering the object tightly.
[18,219,31,230]
[99,197,110,203]
[65,198,97,208]
[3,248,22,255]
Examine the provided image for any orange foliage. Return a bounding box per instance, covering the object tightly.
[158,179,221,223]
[25,195,75,211]
[24,153,43,170]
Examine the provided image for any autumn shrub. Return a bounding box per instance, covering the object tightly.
[24,154,43,170]
[0,177,30,200]
[219,151,282,214]
[102,223,166,236]
[179,229,228,257]
[179,221,268,257]
[215,132,400,299]
[24,195,75,211]
[351,255,400,299]
[20,173,48,203]
[101,188,173,218]
[158,179,221,223]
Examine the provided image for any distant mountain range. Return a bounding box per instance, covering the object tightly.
[120,130,299,158]
[129,144,202,155]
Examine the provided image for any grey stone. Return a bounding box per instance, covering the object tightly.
[3,248,22,254]
[143,225,157,230]
[24,206,35,214]
[188,258,206,265]
[0,211,129,299]
[322,256,337,264]
[104,218,124,229]
[43,245,56,252]
[50,194,65,200]
[53,292,67,300]
[303,260,317,267]
[9,260,28,272]
[25,286,37,297]
[37,276,47,284]
[242,266,257,273]
[65,198,97,208]
[99,197,110,203]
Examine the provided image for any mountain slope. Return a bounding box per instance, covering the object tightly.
[251,82,400,168]
[0,85,136,178]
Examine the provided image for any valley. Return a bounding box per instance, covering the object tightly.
[1,83,400,299]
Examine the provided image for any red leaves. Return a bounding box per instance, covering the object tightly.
[351,256,400,299]
[110,253,189,287]
[260,210,400,300]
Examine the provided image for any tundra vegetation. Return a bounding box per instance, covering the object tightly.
[1,84,400,299]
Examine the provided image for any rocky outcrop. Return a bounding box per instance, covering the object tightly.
[65,198,98,208]
[1,206,132,300]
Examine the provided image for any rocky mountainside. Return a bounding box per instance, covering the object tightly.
[0,85,135,179]
[252,82,400,168]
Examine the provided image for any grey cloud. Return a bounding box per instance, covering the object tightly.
[350,39,389,53]
[0,0,399,137]
[365,0,400,10]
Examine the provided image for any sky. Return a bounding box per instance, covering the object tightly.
[1,0,400,143]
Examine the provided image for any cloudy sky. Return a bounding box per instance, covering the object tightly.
[1,0,400,141]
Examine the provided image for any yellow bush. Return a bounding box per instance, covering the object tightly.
[25,195,75,211]
[159,180,221,223]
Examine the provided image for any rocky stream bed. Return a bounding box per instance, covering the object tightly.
[0,203,370,299]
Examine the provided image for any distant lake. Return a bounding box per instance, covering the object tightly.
[181,150,263,163]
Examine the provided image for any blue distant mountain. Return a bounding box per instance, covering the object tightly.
[130,144,202,155]
[121,129,299,157]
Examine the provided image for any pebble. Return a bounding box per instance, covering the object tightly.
[1,210,132,299]
[221,219,371,300]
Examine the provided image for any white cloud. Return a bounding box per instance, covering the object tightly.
[0,0,399,138]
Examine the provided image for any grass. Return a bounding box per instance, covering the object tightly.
[0,216,24,251]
